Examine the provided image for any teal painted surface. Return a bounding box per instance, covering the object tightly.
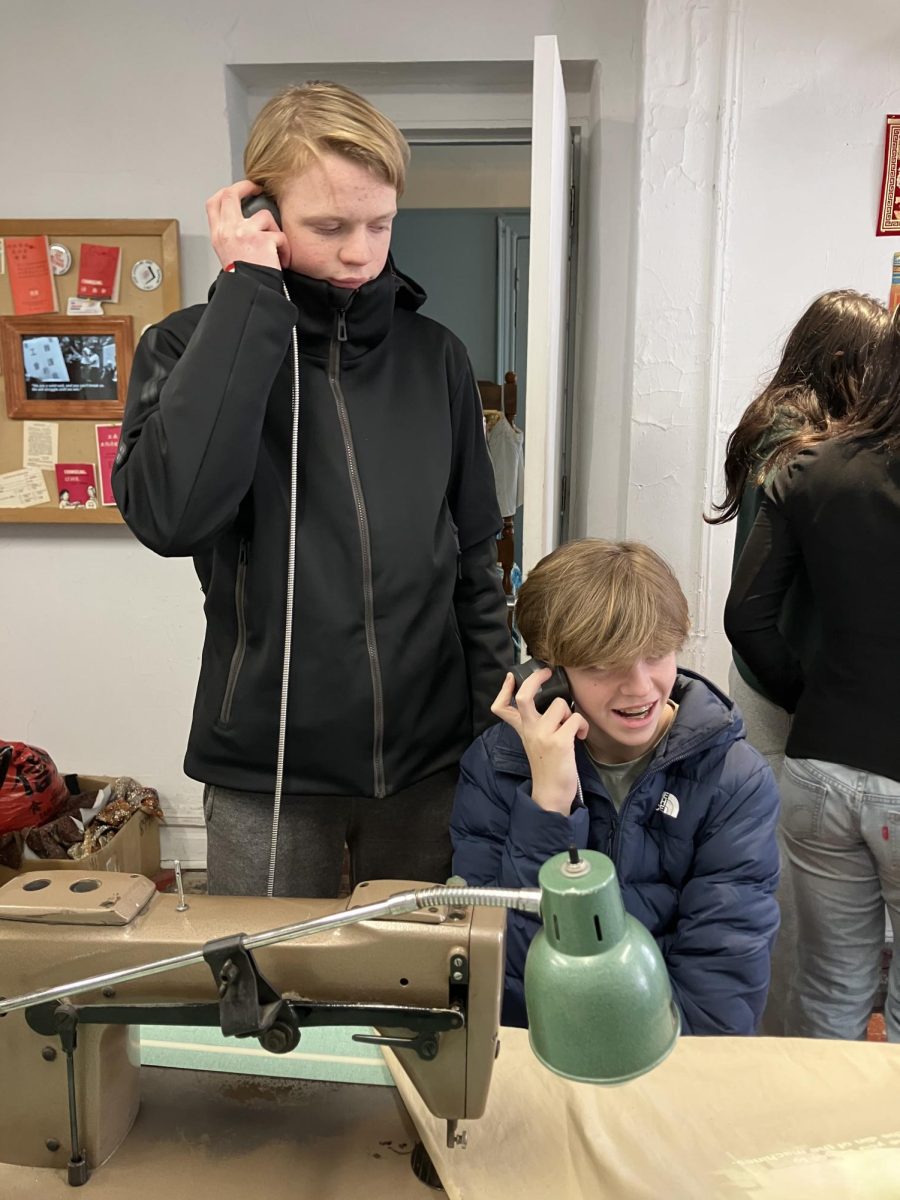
[140,1023,393,1086]
[525,851,680,1083]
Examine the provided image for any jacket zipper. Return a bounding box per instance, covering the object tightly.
[606,743,707,865]
[329,303,386,798]
[219,538,248,724]
[450,517,462,579]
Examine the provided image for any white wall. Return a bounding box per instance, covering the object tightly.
[0,0,642,864]
[624,0,900,686]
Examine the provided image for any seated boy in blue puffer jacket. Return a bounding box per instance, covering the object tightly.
[451,538,780,1035]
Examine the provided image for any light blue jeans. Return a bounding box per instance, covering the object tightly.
[780,756,900,1041]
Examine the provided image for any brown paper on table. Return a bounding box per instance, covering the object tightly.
[386,1032,900,1199]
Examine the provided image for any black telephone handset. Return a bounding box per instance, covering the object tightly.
[510,660,573,714]
[241,191,282,230]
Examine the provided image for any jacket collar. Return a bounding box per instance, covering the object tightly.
[489,669,741,785]
[281,257,426,362]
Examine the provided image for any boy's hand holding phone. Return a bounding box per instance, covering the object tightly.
[491,669,588,815]
[205,179,290,272]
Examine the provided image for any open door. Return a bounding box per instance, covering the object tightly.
[521,34,571,577]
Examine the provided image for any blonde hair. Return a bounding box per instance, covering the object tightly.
[514,540,690,669]
[244,81,410,199]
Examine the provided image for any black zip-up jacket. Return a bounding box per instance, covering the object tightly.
[112,260,512,798]
[725,438,900,784]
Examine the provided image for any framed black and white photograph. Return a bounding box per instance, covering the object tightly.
[0,315,134,419]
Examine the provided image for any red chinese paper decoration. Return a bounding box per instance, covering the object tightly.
[877,115,900,236]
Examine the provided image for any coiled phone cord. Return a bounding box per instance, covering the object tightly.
[266,298,301,897]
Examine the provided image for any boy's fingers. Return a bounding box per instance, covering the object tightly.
[511,666,554,724]
[492,672,516,707]
[541,696,574,727]
[514,666,552,707]
[490,674,522,729]
[564,711,590,741]
[208,181,264,227]
[233,178,263,198]
[219,179,263,209]
[275,232,291,268]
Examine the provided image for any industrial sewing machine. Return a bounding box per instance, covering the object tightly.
[0,851,680,1189]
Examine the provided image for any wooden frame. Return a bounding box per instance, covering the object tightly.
[1,314,133,420]
[0,218,180,524]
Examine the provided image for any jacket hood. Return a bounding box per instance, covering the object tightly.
[664,667,742,757]
[487,667,744,780]
[208,258,427,361]
[389,256,427,311]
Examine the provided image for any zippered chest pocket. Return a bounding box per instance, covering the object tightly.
[219,539,248,725]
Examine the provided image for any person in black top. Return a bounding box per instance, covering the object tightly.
[708,290,887,774]
[113,82,512,898]
[707,290,888,1035]
[724,308,900,1042]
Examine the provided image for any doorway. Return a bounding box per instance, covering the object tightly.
[225,40,582,573]
[391,137,532,580]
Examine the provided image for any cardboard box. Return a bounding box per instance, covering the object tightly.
[0,775,161,887]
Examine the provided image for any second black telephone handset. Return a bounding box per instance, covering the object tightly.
[510,660,574,714]
[241,191,282,230]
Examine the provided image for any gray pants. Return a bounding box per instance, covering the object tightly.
[727,664,791,776]
[204,767,458,898]
[728,665,793,1036]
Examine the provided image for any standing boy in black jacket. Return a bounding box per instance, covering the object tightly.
[113,82,512,897]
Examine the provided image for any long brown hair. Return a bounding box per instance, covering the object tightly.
[841,305,900,452]
[706,290,888,524]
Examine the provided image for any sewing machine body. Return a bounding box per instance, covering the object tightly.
[0,871,505,1174]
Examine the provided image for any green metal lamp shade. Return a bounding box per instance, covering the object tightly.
[524,849,680,1084]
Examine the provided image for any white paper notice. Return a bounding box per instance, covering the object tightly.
[0,468,50,508]
[66,297,104,316]
[23,421,59,470]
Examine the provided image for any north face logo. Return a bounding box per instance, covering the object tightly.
[657,792,680,818]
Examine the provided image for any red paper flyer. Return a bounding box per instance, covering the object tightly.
[77,243,122,301]
[5,236,59,315]
[95,423,122,506]
[55,463,98,509]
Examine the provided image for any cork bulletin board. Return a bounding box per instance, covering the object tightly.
[0,219,180,524]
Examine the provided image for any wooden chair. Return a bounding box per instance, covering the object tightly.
[477,370,517,422]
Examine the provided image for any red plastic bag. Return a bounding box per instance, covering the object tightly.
[0,742,69,834]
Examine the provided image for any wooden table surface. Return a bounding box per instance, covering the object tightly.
[389,1031,900,1200]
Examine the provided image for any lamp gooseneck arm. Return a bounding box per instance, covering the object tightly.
[0,885,542,1016]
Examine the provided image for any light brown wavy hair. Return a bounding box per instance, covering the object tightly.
[514,539,690,669]
[244,81,410,200]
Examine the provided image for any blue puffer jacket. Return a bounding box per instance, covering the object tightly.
[451,669,780,1035]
